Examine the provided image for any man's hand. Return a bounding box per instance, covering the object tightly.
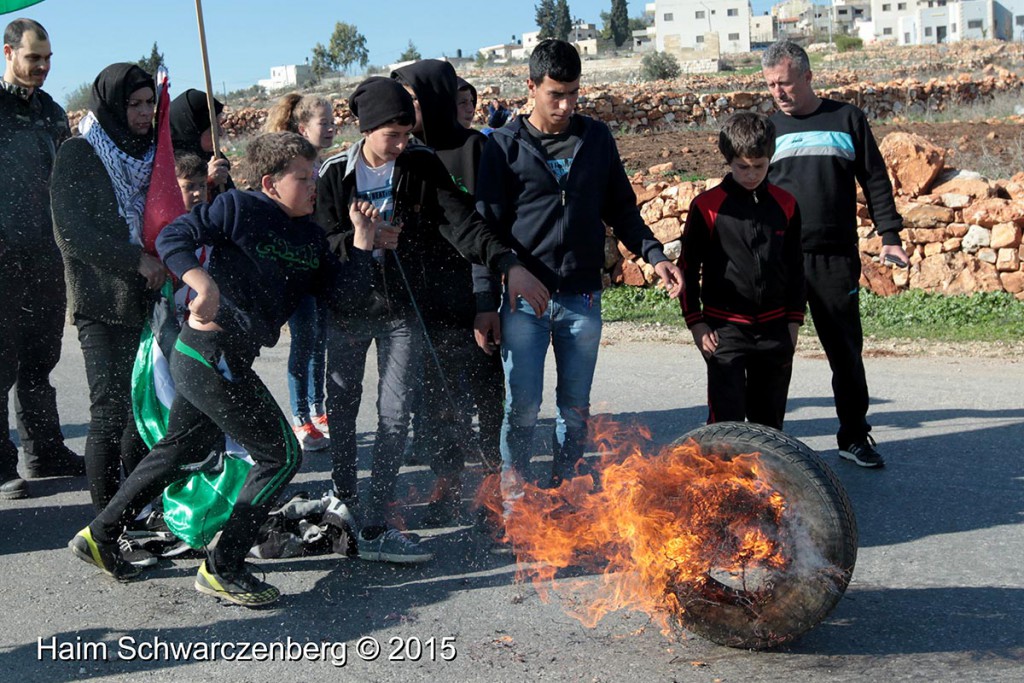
[880,243,910,267]
[507,265,549,317]
[181,267,220,324]
[473,312,501,355]
[655,261,684,299]
[374,224,402,250]
[137,253,166,290]
[208,157,231,188]
[348,200,384,251]
[789,322,800,349]
[690,322,718,359]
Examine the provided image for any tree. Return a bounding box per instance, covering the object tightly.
[535,0,557,39]
[640,51,680,81]
[64,81,91,111]
[554,0,573,41]
[310,22,369,77]
[136,42,164,76]
[399,40,421,62]
[610,0,630,47]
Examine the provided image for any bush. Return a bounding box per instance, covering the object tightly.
[640,51,681,81]
[834,35,863,53]
[64,81,91,112]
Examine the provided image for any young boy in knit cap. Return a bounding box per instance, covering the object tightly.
[71,132,381,606]
[316,77,546,564]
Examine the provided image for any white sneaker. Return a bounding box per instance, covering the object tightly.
[293,422,328,451]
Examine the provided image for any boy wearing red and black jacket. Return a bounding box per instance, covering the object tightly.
[680,112,805,430]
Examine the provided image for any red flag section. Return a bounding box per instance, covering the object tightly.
[142,68,186,255]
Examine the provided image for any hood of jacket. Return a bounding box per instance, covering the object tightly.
[391,60,475,153]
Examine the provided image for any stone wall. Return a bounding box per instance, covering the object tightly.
[612,132,1024,300]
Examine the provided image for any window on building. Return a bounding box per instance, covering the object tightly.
[898,2,906,9]
[1016,15,1024,26]
[951,23,957,32]
[968,19,983,29]
[924,26,933,36]
[882,3,891,10]
[883,27,893,34]
[696,35,704,43]
[839,9,848,15]
[728,32,740,40]
[727,8,738,16]
[904,32,910,42]
[664,12,673,21]
[696,10,705,19]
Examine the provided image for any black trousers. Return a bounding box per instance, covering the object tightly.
[92,325,301,569]
[75,316,149,512]
[804,252,871,446]
[705,322,794,430]
[418,327,505,478]
[0,249,68,475]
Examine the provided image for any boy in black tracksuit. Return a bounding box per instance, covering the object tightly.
[680,112,805,430]
[315,78,544,562]
[71,132,379,606]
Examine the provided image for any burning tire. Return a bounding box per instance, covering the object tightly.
[672,422,858,650]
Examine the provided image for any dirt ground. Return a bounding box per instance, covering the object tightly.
[617,121,1024,179]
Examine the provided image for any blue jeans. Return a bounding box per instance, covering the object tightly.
[499,290,602,493]
[286,295,327,422]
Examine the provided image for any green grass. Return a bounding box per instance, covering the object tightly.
[602,286,1024,342]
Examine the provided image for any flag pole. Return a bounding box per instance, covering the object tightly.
[194,0,221,155]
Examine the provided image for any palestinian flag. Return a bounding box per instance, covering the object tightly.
[142,67,186,255]
[0,1,45,13]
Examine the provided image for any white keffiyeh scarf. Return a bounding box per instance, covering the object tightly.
[79,111,155,246]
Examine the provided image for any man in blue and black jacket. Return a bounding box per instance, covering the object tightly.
[474,39,683,505]
[763,40,908,469]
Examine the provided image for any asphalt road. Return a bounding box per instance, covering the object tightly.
[2,325,1022,682]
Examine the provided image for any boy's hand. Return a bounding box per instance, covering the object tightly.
[690,322,718,358]
[181,267,220,324]
[789,322,800,349]
[507,265,549,317]
[208,157,231,187]
[655,261,684,299]
[348,200,383,251]
[137,253,166,290]
[374,224,402,250]
[473,312,501,355]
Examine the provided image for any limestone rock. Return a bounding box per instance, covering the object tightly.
[962,198,1024,228]
[931,177,994,199]
[903,203,955,228]
[996,248,1020,272]
[879,132,945,197]
[990,223,1022,249]
[961,225,992,253]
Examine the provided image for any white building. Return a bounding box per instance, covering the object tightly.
[257,64,314,91]
[654,0,752,54]
[751,13,778,43]
[882,0,1024,45]
[993,0,1024,39]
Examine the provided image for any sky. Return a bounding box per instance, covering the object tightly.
[5,0,777,106]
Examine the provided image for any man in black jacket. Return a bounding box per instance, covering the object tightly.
[475,40,683,506]
[763,40,908,468]
[0,18,82,499]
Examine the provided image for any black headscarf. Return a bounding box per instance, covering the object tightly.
[170,88,224,161]
[89,63,155,159]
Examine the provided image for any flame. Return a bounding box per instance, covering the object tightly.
[488,417,794,634]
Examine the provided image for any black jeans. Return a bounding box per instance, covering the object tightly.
[91,324,301,570]
[705,322,795,430]
[75,316,148,512]
[804,252,871,446]
[418,327,504,477]
[0,249,68,475]
[326,313,420,526]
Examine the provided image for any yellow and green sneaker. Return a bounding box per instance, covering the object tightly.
[68,526,141,582]
[194,560,280,607]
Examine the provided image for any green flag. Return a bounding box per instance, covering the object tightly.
[0,1,45,14]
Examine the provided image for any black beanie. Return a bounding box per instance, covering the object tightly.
[349,77,415,133]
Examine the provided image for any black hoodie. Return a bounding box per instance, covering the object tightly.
[391,60,493,325]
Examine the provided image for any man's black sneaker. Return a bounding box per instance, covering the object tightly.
[839,436,886,468]
[0,472,28,500]
[69,527,142,581]
[118,535,158,567]
[195,560,280,607]
[23,445,86,479]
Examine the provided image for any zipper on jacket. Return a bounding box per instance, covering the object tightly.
[561,190,566,206]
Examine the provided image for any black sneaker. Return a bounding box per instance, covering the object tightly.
[118,535,158,567]
[195,559,280,607]
[69,527,142,581]
[839,436,886,468]
[0,472,28,500]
